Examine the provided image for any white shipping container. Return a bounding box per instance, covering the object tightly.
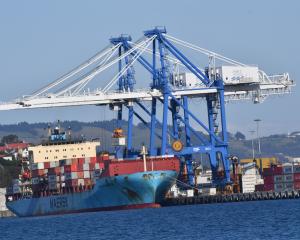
[50,161,58,168]
[83,163,90,171]
[85,157,91,163]
[94,163,100,170]
[112,137,126,146]
[64,172,78,180]
[60,166,65,174]
[31,162,45,170]
[60,176,65,182]
[84,171,90,179]
[78,179,84,186]
[187,189,194,197]
[65,159,72,165]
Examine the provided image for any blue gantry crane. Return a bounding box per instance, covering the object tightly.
[0,27,294,187]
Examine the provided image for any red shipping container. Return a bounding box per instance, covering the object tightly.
[102,155,109,161]
[255,184,264,192]
[44,162,50,169]
[31,169,45,177]
[263,176,274,184]
[77,164,83,171]
[294,181,300,190]
[264,184,274,191]
[64,164,79,172]
[78,158,85,165]
[89,163,96,170]
[72,159,78,165]
[48,167,60,175]
[77,171,84,179]
[263,166,283,176]
[294,173,300,181]
[90,157,97,164]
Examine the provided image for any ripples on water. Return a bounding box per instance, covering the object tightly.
[1,199,300,240]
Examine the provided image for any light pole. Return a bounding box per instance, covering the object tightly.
[249,130,255,159]
[254,119,262,156]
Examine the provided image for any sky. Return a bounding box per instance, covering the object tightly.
[0,0,299,137]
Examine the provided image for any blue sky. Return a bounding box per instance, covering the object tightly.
[0,0,299,137]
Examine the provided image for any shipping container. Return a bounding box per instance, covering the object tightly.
[65,179,78,187]
[84,171,90,179]
[83,163,90,171]
[264,176,274,184]
[263,166,283,176]
[294,181,300,190]
[31,162,45,170]
[283,165,293,174]
[283,182,294,190]
[65,172,78,180]
[49,161,58,168]
[31,177,40,185]
[283,174,293,182]
[48,182,59,190]
[255,184,264,192]
[294,173,300,182]
[78,158,85,165]
[31,169,45,177]
[44,162,50,169]
[293,165,300,173]
[48,175,58,182]
[48,167,60,175]
[274,183,284,192]
[77,171,84,179]
[64,164,79,172]
[274,175,283,183]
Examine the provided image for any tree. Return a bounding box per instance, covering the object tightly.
[1,134,19,144]
[235,131,246,140]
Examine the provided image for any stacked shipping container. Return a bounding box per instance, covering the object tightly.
[261,163,300,192]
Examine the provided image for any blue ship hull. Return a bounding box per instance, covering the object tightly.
[6,170,177,217]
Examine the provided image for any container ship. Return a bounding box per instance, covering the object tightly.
[5,125,180,217]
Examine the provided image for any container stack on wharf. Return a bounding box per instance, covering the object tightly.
[162,159,300,207]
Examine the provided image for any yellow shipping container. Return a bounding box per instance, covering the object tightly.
[240,157,278,169]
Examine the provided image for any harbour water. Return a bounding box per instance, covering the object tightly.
[1,199,300,240]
